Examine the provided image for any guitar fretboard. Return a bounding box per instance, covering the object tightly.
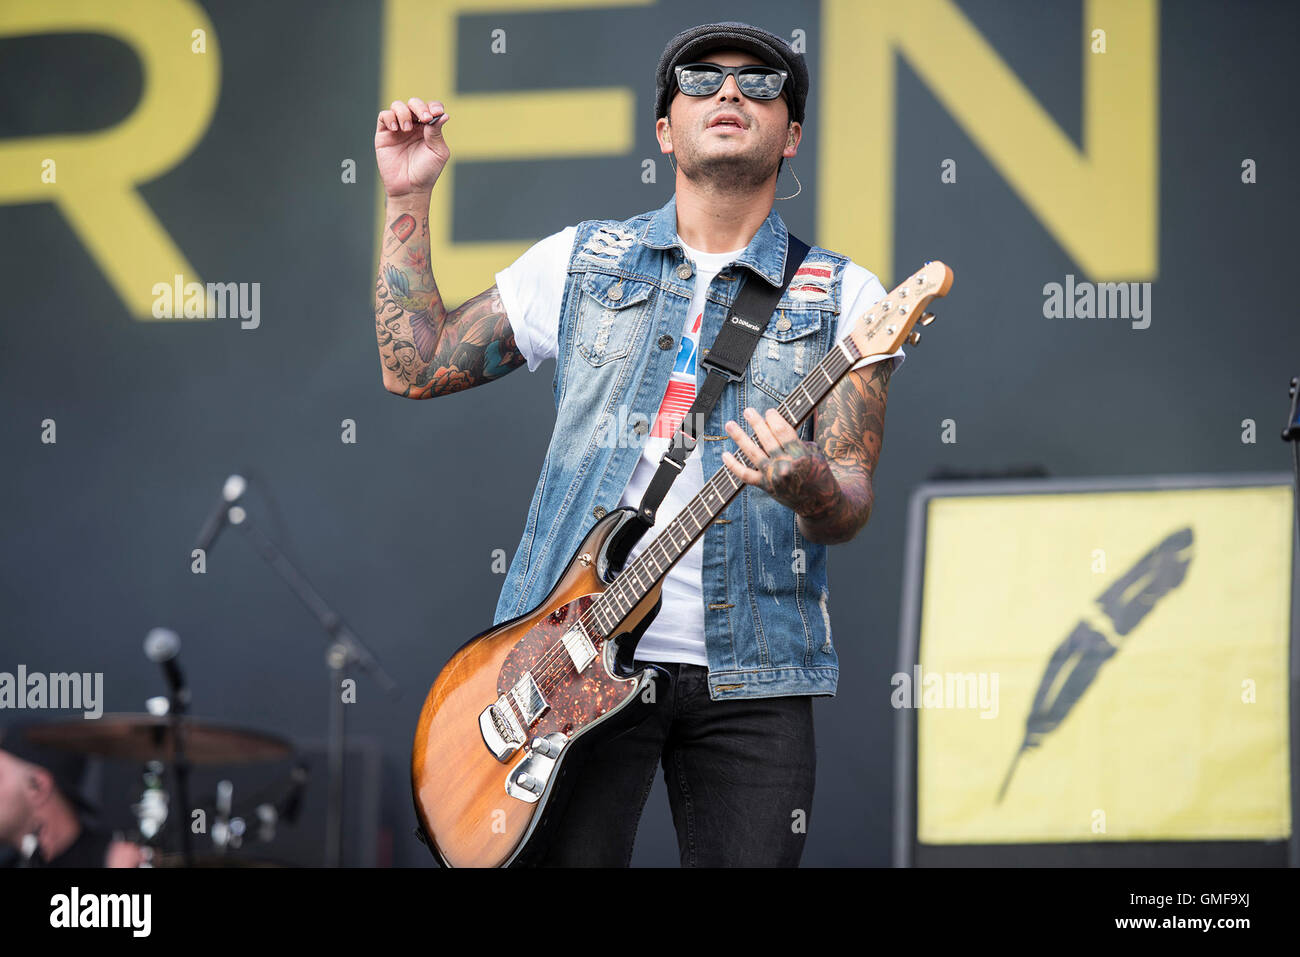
[583,332,868,639]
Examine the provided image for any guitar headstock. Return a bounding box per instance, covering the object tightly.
[845,260,954,360]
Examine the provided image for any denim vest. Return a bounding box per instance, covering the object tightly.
[493,195,849,700]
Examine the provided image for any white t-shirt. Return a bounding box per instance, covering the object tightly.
[496,226,903,666]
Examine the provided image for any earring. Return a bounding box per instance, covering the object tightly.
[775,160,802,201]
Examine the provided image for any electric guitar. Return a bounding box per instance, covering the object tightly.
[411,260,955,867]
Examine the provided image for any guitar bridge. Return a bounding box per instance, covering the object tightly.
[480,695,526,761]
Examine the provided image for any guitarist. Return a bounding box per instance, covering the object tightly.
[374,21,902,866]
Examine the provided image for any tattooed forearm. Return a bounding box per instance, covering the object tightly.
[374,198,525,397]
[719,356,891,545]
[796,358,892,545]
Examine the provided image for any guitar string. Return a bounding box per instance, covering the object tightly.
[520,387,796,703]
[565,349,852,643]
[523,350,850,703]
[521,346,857,705]
[522,352,846,699]
[526,460,747,697]
[521,346,857,704]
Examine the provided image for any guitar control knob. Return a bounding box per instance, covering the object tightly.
[906,331,921,346]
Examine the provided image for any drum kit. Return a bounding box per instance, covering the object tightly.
[24,712,305,867]
[10,473,398,868]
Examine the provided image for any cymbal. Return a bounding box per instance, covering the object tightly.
[22,713,292,765]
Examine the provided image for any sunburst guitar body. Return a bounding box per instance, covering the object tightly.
[411,507,667,867]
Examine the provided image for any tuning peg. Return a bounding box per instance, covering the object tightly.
[919,312,936,326]
[906,330,921,346]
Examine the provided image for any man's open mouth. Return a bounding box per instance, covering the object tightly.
[708,114,746,131]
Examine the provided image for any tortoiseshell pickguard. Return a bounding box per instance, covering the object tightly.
[497,595,639,740]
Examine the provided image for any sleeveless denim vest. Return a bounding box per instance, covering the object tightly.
[493,195,849,700]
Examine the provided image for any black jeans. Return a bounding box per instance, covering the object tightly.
[533,661,816,867]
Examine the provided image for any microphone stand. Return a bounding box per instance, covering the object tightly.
[223,505,399,867]
[169,692,195,867]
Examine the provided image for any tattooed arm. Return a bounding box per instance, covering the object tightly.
[374,197,525,398]
[722,358,891,545]
[373,95,526,397]
[796,358,891,543]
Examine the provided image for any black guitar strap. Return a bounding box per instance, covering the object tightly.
[605,233,811,572]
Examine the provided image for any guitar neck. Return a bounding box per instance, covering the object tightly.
[586,334,867,639]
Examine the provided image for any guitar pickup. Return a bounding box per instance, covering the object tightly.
[562,626,597,673]
[481,673,549,762]
[510,672,548,725]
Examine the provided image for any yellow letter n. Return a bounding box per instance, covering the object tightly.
[822,0,1157,285]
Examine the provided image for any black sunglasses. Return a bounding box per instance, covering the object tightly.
[673,62,789,102]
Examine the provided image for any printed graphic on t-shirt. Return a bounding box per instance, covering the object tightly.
[650,311,702,439]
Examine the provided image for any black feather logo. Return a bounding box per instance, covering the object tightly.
[996,527,1195,803]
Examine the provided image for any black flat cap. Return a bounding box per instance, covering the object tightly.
[655,21,808,125]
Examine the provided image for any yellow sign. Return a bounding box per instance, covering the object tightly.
[916,484,1292,843]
